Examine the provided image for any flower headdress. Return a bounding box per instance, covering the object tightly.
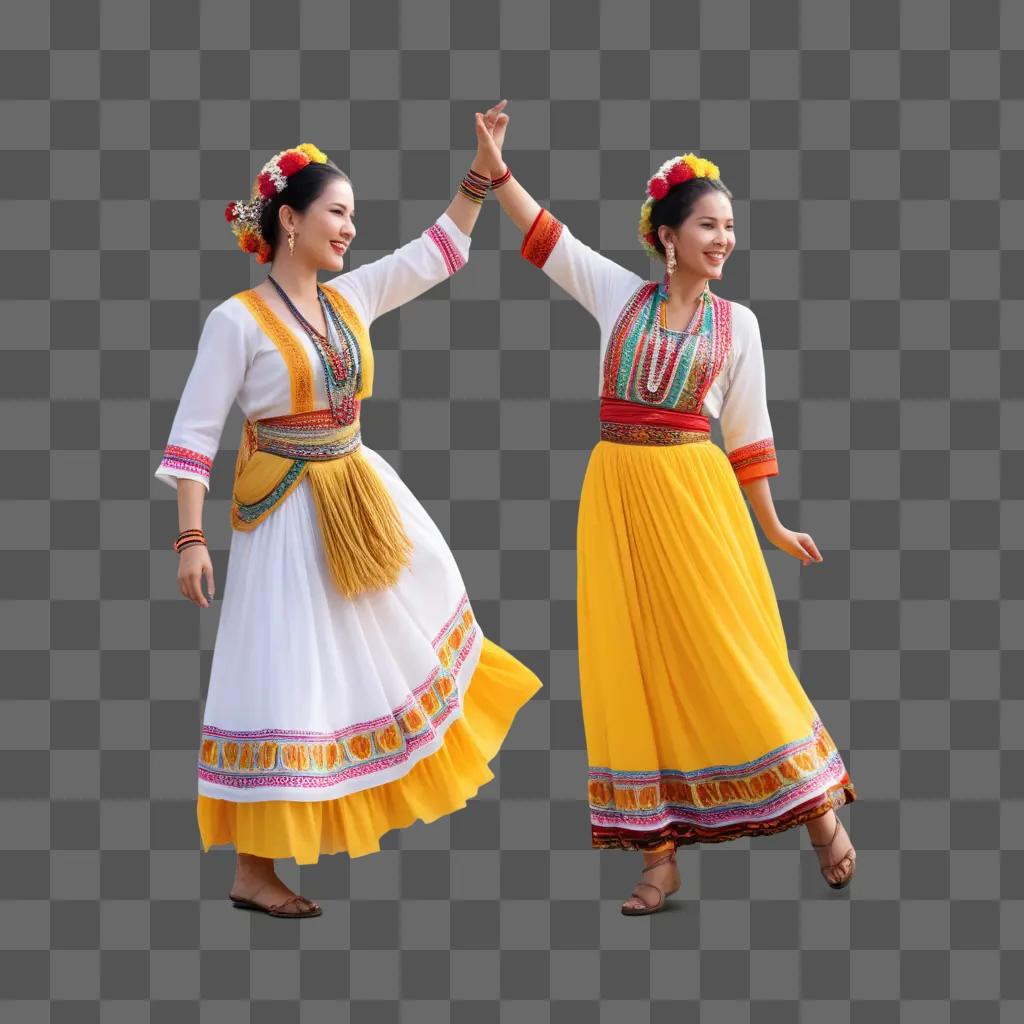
[638,153,721,261]
[225,143,330,264]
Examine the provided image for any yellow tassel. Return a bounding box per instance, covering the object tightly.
[304,450,414,599]
[233,418,258,488]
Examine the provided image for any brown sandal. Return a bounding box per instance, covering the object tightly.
[229,888,322,918]
[810,814,856,890]
[620,849,680,916]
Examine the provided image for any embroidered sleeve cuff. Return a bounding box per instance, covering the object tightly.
[521,207,564,268]
[155,445,213,490]
[436,210,471,250]
[425,213,469,275]
[728,439,779,483]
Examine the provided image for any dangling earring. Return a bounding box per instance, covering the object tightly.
[666,242,676,275]
[287,229,296,256]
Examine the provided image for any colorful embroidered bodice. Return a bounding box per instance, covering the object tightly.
[601,277,732,412]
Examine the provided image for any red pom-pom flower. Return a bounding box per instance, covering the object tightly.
[277,151,310,176]
[257,172,278,198]
[667,162,694,186]
[648,177,669,200]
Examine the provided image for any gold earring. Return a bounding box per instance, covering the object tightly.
[287,230,295,256]
[666,243,676,275]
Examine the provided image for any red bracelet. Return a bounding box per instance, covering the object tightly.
[490,165,511,189]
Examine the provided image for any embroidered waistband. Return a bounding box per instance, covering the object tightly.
[599,397,711,446]
[254,407,361,461]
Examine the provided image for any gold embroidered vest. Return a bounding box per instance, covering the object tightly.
[229,284,412,599]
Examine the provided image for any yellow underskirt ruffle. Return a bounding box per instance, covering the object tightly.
[196,634,542,863]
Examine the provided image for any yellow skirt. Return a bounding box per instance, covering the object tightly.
[577,436,856,852]
[196,635,541,863]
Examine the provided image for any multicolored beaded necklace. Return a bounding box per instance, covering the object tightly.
[645,278,713,394]
[267,274,363,424]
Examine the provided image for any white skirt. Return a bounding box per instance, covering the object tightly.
[197,444,484,803]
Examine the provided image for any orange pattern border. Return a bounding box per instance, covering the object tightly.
[198,595,479,791]
[521,208,564,268]
[588,717,856,850]
[727,437,779,482]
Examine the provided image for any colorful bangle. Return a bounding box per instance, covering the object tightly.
[174,528,207,554]
[459,168,489,205]
[490,165,511,189]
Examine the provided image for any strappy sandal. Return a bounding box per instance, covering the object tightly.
[229,886,322,918]
[810,813,856,890]
[620,848,680,917]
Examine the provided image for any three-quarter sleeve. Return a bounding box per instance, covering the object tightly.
[719,304,779,483]
[520,207,644,335]
[327,210,472,325]
[154,304,249,492]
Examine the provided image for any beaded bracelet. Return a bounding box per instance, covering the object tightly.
[490,165,512,189]
[174,528,207,554]
[458,168,490,205]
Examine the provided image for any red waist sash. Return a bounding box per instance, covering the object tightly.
[599,397,710,432]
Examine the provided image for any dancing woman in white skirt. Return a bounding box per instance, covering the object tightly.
[155,109,541,918]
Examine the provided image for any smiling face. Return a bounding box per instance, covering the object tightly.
[279,176,357,271]
[658,190,735,282]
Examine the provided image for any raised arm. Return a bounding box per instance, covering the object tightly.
[325,211,473,326]
[517,206,644,331]
[476,110,643,331]
[324,103,509,325]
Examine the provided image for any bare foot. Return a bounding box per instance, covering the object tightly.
[230,853,318,912]
[806,810,856,888]
[621,848,681,913]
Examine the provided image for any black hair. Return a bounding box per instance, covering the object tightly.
[258,159,350,257]
[649,176,733,258]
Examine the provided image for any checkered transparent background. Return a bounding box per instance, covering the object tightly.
[1,0,1022,1020]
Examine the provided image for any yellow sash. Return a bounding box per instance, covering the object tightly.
[229,285,412,599]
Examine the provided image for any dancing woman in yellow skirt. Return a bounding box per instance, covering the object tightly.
[478,107,857,915]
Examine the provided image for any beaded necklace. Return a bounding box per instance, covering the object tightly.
[644,280,712,395]
[267,274,362,424]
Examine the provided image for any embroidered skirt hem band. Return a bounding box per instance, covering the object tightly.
[196,635,542,863]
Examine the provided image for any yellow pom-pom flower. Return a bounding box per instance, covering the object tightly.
[295,142,328,164]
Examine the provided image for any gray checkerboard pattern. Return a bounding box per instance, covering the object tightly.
[2,0,1020,1019]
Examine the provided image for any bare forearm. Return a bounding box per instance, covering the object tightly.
[444,156,492,237]
[176,478,207,532]
[489,171,542,235]
[740,476,782,537]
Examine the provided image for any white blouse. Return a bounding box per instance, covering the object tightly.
[154,212,472,492]
[524,211,778,476]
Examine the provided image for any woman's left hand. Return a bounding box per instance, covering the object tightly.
[482,98,509,153]
[766,525,823,565]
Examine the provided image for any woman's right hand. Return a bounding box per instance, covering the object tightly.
[475,99,509,177]
[178,543,215,608]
